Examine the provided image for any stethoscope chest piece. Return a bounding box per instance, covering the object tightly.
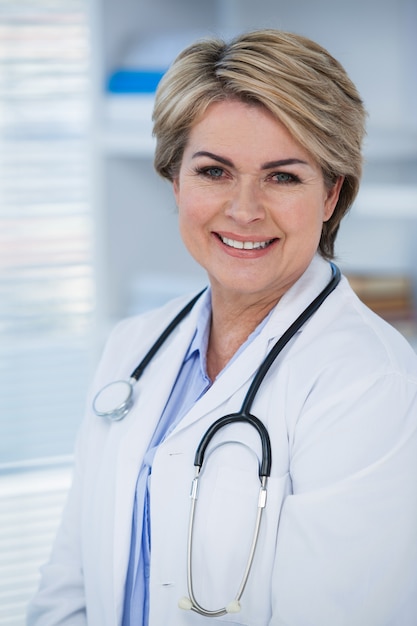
[92,379,134,421]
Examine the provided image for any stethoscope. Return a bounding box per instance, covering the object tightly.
[93,262,341,617]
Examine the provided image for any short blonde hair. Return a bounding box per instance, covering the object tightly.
[153,29,367,259]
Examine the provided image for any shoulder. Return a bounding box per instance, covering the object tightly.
[297,274,417,382]
[280,275,417,490]
[278,272,417,441]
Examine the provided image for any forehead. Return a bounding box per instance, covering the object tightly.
[185,99,313,164]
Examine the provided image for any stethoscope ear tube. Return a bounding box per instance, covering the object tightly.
[194,413,272,478]
[130,288,206,382]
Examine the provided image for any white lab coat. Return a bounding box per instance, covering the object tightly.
[28,256,417,626]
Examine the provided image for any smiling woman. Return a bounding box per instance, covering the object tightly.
[28,29,417,626]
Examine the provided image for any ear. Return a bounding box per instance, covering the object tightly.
[323,176,344,222]
[172,177,180,204]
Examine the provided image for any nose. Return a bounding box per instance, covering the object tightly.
[224,179,265,224]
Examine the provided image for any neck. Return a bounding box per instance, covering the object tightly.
[206,293,279,381]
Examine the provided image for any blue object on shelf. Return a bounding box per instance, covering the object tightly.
[107,70,166,94]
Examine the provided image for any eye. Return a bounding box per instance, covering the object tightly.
[270,172,300,184]
[196,166,225,179]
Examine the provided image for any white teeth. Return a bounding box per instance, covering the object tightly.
[221,236,272,250]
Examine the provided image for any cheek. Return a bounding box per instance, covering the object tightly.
[177,194,200,230]
[271,201,322,233]
[177,184,219,226]
[177,193,207,252]
[274,201,328,249]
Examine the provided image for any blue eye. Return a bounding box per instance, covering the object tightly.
[272,172,296,183]
[195,166,225,179]
[206,167,224,178]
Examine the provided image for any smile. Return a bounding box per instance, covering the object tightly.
[218,235,276,250]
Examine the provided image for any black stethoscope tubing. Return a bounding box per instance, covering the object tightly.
[130,288,207,382]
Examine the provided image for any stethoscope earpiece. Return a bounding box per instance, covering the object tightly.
[178,597,193,611]
[226,600,241,613]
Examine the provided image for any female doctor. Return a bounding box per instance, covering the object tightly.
[28,30,417,626]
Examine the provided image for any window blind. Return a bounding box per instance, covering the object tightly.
[0,0,92,465]
[0,1,92,622]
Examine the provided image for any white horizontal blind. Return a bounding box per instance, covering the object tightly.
[0,466,72,625]
[0,1,92,623]
[0,0,92,465]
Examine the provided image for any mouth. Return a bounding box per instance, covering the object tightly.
[217,234,277,250]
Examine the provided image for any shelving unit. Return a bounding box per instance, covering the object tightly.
[89,0,417,344]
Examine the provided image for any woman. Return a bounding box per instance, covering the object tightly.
[28,30,417,625]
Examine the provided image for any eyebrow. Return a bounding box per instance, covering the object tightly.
[192,151,309,169]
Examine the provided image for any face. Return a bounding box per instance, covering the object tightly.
[173,100,343,308]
